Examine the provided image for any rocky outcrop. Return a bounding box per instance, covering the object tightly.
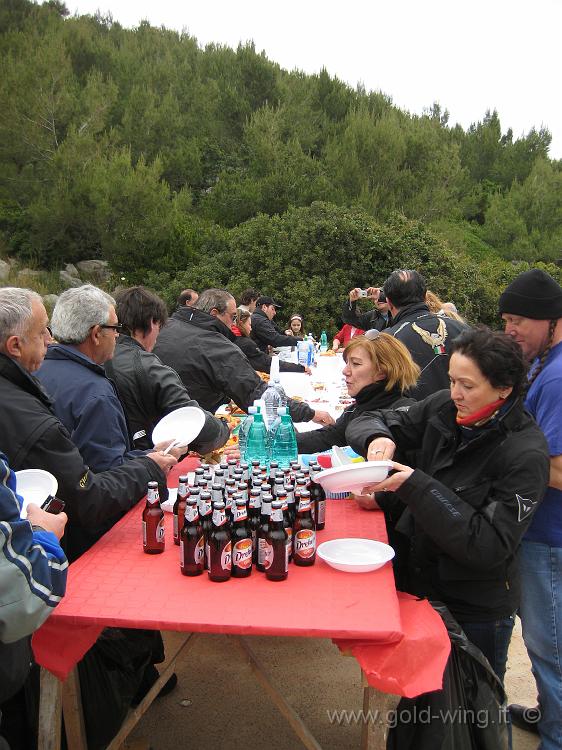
[59,270,84,288]
[76,260,110,282]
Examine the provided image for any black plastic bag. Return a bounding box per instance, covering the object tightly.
[75,628,157,750]
[387,603,509,750]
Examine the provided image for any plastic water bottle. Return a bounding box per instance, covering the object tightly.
[307,333,315,366]
[244,412,269,465]
[270,407,298,468]
[297,337,308,367]
[238,405,257,458]
[320,330,328,352]
[262,376,288,430]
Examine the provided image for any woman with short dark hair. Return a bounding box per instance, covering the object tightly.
[346,326,550,683]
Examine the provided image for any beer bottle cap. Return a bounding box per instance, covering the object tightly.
[178,474,189,483]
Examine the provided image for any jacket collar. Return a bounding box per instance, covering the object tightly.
[433,392,526,444]
[171,306,236,342]
[391,302,431,326]
[44,343,106,375]
[0,352,53,408]
[252,308,268,321]
[116,334,145,352]
[354,381,404,408]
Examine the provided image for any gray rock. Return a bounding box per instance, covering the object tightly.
[59,270,84,288]
[65,263,79,277]
[76,260,110,281]
[0,259,11,281]
[43,294,59,310]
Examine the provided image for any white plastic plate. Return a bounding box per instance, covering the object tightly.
[317,538,395,573]
[152,407,205,448]
[315,461,393,494]
[15,469,58,519]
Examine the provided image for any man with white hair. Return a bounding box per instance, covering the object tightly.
[0,286,175,562]
[37,285,143,471]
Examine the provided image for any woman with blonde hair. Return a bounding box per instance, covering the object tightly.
[232,307,308,374]
[426,290,466,323]
[296,331,419,453]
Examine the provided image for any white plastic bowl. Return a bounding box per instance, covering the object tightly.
[152,406,205,448]
[315,461,393,494]
[15,469,58,518]
[317,538,395,573]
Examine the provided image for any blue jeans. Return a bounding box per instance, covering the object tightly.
[460,614,515,684]
[519,540,562,750]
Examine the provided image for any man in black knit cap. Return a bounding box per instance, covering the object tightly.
[499,268,562,748]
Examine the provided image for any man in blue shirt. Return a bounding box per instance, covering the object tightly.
[500,269,562,750]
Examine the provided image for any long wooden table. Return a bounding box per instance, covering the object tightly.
[34,486,449,749]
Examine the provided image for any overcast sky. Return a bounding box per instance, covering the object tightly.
[65,0,562,159]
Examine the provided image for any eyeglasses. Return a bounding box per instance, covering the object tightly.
[99,323,123,332]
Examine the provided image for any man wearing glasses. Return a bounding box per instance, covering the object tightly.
[36,285,180,482]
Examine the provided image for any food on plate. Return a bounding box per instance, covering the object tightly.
[312,382,326,391]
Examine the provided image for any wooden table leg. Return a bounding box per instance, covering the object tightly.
[233,636,324,750]
[359,672,400,750]
[106,632,196,750]
[38,668,62,750]
[62,668,88,750]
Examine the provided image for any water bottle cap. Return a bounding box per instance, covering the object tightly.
[277,406,287,415]
[248,406,257,414]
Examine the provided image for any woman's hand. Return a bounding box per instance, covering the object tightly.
[367,437,396,462]
[351,492,380,511]
[363,460,414,494]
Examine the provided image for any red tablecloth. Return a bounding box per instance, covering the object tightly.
[33,457,450,696]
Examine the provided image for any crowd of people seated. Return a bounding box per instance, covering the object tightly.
[1,266,561,749]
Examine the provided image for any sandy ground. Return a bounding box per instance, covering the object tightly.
[123,617,539,750]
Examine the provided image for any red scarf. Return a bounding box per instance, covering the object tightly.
[456,398,505,427]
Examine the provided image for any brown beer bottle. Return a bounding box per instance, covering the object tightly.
[248,489,262,563]
[142,481,165,554]
[265,501,288,581]
[231,497,252,578]
[293,489,316,566]
[199,490,213,569]
[257,493,273,572]
[173,474,189,546]
[208,502,231,582]
[309,464,326,531]
[277,489,292,563]
[180,499,204,576]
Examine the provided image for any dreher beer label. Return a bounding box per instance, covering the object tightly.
[263,540,274,570]
[156,517,165,543]
[195,535,205,564]
[185,504,198,523]
[147,486,159,504]
[221,541,232,570]
[173,515,179,539]
[213,508,227,526]
[258,537,268,566]
[233,504,248,522]
[142,521,147,546]
[298,497,311,513]
[179,539,184,567]
[294,529,316,558]
[233,538,252,569]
